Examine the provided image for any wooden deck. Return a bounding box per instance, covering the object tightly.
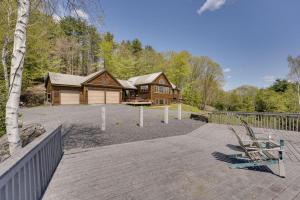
[122,101,152,105]
[42,124,300,200]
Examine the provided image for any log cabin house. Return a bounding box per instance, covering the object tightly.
[45,69,180,105]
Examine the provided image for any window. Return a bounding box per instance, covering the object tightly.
[159,79,166,84]
[165,87,169,94]
[159,86,164,93]
[47,93,51,103]
[140,85,148,92]
[155,85,171,94]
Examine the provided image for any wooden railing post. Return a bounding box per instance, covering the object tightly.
[101,106,106,131]
[164,106,169,124]
[177,103,182,120]
[208,111,300,132]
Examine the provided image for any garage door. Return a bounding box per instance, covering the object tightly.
[106,91,120,104]
[60,90,80,105]
[88,90,105,104]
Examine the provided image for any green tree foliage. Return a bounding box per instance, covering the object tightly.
[269,79,289,93]
[166,51,191,89]
[131,39,142,56]
[215,81,300,113]
[182,84,201,108]
[98,32,115,72]
[255,89,287,112]
[214,85,258,112]
[57,17,101,75]
[186,56,223,109]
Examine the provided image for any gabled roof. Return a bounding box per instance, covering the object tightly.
[47,70,179,90]
[48,72,86,87]
[128,72,163,85]
[171,82,177,89]
[117,79,137,90]
[48,69,107,87]
[81,69,106,84]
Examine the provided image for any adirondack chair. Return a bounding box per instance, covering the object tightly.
[239,119,280,149]
[229,127,286,178]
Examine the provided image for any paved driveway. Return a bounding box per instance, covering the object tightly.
[42,124,300,200]
[22,105,205,149]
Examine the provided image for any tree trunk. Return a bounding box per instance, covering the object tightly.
[6,0,30,154]
[1,36,9,92]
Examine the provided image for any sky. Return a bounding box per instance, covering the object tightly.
[96,0,300,90]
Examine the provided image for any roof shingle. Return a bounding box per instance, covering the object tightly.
[127,72,163,85]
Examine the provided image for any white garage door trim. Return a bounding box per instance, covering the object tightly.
[88,89,105,104]
[60,90,80,105]
[106,91,120,104]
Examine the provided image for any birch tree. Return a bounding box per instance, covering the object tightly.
[288,55,300,108]
[5,0,30,153]
[4,0,102,154]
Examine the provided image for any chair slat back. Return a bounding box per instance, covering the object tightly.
[239,119,263,148]
[229,127,247,152]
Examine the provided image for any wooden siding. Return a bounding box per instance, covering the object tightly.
[150,85,173,105]
[153,73,172,87]
[132,73,181,105]
[86,71,122,88]
[46,71,179,105]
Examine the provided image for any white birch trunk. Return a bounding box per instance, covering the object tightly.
[6,0,30,154]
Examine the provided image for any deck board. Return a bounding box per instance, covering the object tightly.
[42,124,300,200]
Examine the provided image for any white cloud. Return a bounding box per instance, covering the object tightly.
[227,75,232,79]
[197,0,226,15]
[73,9,89,21]
[52,14,61,22]
[262,75,276,83]
[223,68,231,73]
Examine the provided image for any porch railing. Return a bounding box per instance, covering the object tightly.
[0,125,63,200]
[209,112,300,132]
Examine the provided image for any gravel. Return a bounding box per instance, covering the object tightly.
[22,104,205,150]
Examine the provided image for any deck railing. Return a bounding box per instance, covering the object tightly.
[209,112,300,132]
[0,126,63,200]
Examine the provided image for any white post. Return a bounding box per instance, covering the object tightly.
[164,106,169,124]
[139,106,144,127]
[101,106,106,131]
[178,103,182,120]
